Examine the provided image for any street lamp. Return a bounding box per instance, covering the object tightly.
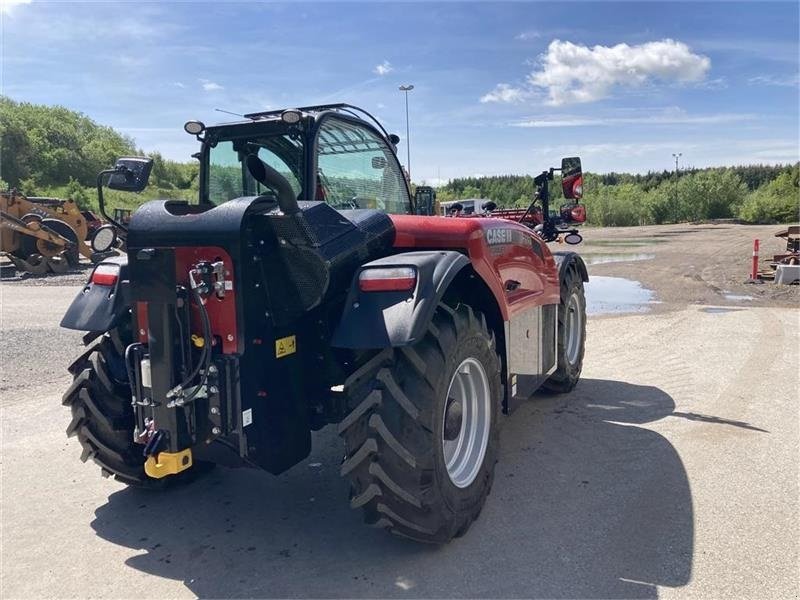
[399,84,414,181]
[672,152,682,223]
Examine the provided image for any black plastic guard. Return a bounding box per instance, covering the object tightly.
[332,251,469,349]
[60,256,129,332]
[551,251,589,282]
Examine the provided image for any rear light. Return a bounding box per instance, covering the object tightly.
[572,177,583,200]
[358,267,416,292]
[91,263,120,286]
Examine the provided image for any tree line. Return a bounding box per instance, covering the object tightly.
[0,96,198,211]
[1,96,797,224]
[436,163,799,225]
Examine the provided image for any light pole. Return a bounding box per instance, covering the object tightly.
[672,152,682,223]
[399,84,414,181]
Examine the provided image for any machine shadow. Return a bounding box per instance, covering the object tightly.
[91,378,693,599]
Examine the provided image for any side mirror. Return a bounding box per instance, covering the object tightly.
[107,157,153,192]
[388,134,401,145]
[564,232,583,245]
[561,156,582,200]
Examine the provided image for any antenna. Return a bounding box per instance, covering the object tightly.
[214,108,246,118]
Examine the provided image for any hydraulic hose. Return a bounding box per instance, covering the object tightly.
[167,285,212,403]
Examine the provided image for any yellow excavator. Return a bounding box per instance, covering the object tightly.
[0,190,105,274]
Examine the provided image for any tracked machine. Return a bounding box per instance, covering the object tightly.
[61,104,588,543]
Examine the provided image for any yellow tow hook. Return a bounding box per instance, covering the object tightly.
[144,448,193,479]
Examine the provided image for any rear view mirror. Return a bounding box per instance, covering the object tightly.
[561,156,583,200]
[107,157,153,192]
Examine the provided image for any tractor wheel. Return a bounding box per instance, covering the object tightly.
[339,304,501,543]
[62,326,194,487]
[542,266,586,393]
[37,218,79,265]
[15,213,42,258]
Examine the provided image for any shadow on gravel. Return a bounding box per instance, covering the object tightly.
[91,379,692,599]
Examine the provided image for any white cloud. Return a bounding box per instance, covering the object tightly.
[173,82,186,89]
[374,60,393,76]
[0,0,31,14]
[512,111,755,128]
[199,79,223,92]
[515,30,541,41]
[480,83,528,104]
[528,39,711,105]
[747,74,800,88]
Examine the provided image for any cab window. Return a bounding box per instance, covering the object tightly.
[316,118,410,214]
[207,135,303,205]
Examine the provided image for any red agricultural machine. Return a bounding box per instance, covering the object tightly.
[441,158,588,244]
[60,104,587,543]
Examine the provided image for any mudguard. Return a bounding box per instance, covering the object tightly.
[60,256,130,332]
[551,251,589,283]
[332,250,470,349]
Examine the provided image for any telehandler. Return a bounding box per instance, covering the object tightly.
[61,104,587,543]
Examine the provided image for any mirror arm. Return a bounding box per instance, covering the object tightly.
[97,169,128,233]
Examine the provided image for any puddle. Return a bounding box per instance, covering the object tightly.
[722,292,754,301]
[582,253,655,266]
[585,239,665,247]
[701,307,745,314]
[585,276,656,315]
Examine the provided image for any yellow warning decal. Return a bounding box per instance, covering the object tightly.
[275,335,297,358]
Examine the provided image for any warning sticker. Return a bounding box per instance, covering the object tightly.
[242,408,253,427]
[275,335,297,358]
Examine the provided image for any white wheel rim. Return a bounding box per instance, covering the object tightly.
[442,357,491,488]
[565,292,584,366]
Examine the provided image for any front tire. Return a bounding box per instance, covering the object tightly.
[542,266,586,393]
[339,304,501,543]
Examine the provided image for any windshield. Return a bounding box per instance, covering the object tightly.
[206,133,303,205]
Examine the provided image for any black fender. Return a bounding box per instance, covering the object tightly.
[331,250,470,349]
[60,255,130,332]
[551,250,589,283]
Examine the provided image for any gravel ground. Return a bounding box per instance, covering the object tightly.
[0,224,798,599]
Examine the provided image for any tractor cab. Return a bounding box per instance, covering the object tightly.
[188,106,413,216]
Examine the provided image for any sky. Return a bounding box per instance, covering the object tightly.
[1,0,798,184]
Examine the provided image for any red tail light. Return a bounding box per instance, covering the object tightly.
[570,204,587,223]
[358,267,417,292]
[91,263,120,286]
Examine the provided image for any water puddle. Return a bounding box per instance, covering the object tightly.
[582,253,655,266]
[722,292,754,302]
[585,239,665,247]
[701,307,745,314]
[585,276,656,315]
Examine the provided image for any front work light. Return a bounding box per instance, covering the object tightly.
[184,120,205,135]
[280,109,302,125]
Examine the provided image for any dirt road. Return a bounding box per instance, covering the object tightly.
[1,224,798,599]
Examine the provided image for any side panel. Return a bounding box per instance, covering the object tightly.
[505,303,557,401]
[390,214,560,317]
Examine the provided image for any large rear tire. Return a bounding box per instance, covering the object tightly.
[542,266,586,393]
[339,304,501,543]
[62,327,200,487]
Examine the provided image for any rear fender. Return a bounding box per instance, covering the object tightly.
[60,255,130,332]
[332,251,470,348]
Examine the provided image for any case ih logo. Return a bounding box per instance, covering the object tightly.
[486,227,527,246]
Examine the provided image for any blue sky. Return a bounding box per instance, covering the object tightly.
[2,1,798,184]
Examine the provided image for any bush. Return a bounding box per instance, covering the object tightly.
[738,166,799,224]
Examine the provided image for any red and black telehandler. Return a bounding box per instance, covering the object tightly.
[60,104,587,543]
